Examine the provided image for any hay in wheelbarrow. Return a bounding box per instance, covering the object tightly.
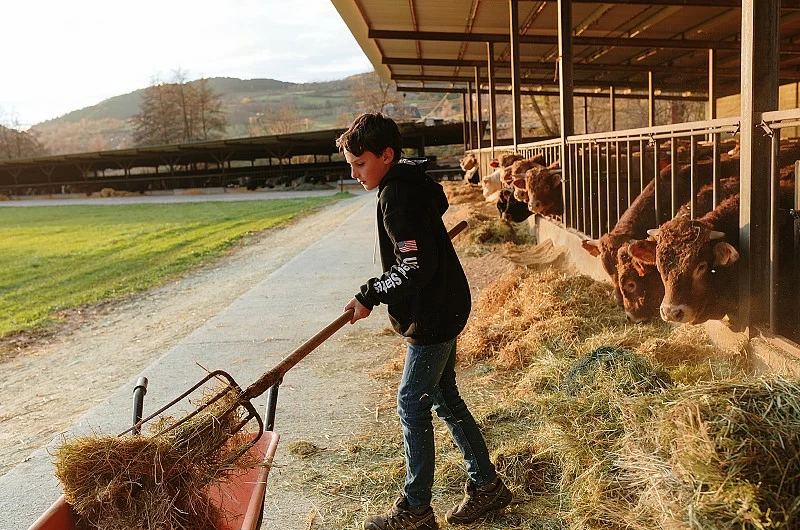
[53,387,259,530]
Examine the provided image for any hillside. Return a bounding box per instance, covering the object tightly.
[30,74,462,155]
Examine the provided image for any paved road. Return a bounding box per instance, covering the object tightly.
[0,192,385,529]
[0,187,361,207]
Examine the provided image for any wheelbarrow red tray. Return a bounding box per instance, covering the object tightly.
[27,431,280,530]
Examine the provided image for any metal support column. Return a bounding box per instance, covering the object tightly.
[708,48,717,120]
[609,86,616,131]
[462,93,468,151]
[474,66,483,149]
[739,0,779,332]
[467,81,475,150]
[487,42,498,157]
[648,71,655,127]
[558,0,574,225]
[509,0,522,149]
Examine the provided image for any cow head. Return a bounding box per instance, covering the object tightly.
[629,219,739,325]
[512,177,528,203]
[616,242,665,322]
[459,153,477,171]
[524,167,563,216]
[581,232,632,306]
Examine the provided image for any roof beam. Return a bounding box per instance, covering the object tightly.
[370,29,800,53]
[390,73,708,91]
[571,0,800,6]
[383,56,745,77]
[370,28,740,50]
[395,85,709,101]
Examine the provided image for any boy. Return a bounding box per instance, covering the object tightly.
[336,113,512,530]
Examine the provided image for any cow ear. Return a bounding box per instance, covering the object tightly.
[708,230,725,240]
[713,242,740,267]
[552,171,562,185]
[628,240,657,265]
[581,239,601,257]
[646,228,661,238]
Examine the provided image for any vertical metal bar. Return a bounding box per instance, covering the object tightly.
[581,143,594,237]
[596,142,602,235]
[690,135,697,219]
[794,160,800,337]
[653,139,661,224]
[670,137,678,217]
[615,139,623,216]
[509,0,522,149]
[487,42,497,158]
[606,140,612,229]
[708,48,717,121]
[609,86,616,131]
[713,132,721,207]
[583,97,589,134]
[739,0,779,331]
[769,130,780,333]
[639,139,645,195]
[648,71,655,127]
[626,140,632,206]
[466,82,475,150]
[474,66,483,150]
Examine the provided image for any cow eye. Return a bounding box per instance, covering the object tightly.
[695,262,708,276]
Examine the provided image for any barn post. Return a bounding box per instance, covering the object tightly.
[467,81,475,150]
[509,0,522,150]
[609,85,616,131]
[648,71,655,127]
[462,93,468,151]
[487,41,498,158]
[739,0,779,333]
[474,66,483,149]
[707,48,717,121]
[557,0,574,228]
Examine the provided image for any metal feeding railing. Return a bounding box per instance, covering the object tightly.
[505,115,800,347]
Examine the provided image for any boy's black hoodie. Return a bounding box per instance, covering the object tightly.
[354,159,471,345]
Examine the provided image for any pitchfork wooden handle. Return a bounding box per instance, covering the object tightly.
[240,220,469,401]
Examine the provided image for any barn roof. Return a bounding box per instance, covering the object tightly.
[332,0,800,100]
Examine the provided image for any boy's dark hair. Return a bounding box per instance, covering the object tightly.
[336,113,402,162]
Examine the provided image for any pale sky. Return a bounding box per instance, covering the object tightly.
[0,0,373,128]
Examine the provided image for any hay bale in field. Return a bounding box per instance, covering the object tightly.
[53,387,257,530]
[562,345,672,396]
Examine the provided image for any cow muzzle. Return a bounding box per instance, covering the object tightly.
[660,303,694,324]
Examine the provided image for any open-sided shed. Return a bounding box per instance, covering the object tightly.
[333,0,800,366]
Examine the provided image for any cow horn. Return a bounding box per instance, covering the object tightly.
[646,228,661,237]
[708,230,725,240]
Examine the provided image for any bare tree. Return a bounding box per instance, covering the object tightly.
[350,72,401,114]
[131,72,227,146]
[0,110,47,159]
[264,100,303,135]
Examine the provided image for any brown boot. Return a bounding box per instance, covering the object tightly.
[363,496,438,530]
[445,476,512,524]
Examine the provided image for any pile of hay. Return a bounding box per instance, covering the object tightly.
[54,388,258,530]
[612,376,800,529]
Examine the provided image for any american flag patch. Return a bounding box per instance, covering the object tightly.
[397,240,418,253]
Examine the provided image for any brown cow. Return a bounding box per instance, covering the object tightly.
[628,194,741,325]
[616,242,665,323]
[618,178,741,322]
[581,157,739,304]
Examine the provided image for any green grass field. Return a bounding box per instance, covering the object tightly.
[0,194,348,338]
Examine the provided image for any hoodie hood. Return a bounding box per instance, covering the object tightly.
[380,158,449,216]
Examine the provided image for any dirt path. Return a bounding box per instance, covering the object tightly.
[0,197,369,477]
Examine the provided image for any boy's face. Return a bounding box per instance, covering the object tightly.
[344,147,394,191]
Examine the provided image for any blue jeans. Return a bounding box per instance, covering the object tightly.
[397,337,496,507]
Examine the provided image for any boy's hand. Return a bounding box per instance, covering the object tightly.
[345,298,372,324]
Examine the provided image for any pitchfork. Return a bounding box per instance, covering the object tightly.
[120,220,469,462]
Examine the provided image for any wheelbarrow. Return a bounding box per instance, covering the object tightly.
[26,376,282,530]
